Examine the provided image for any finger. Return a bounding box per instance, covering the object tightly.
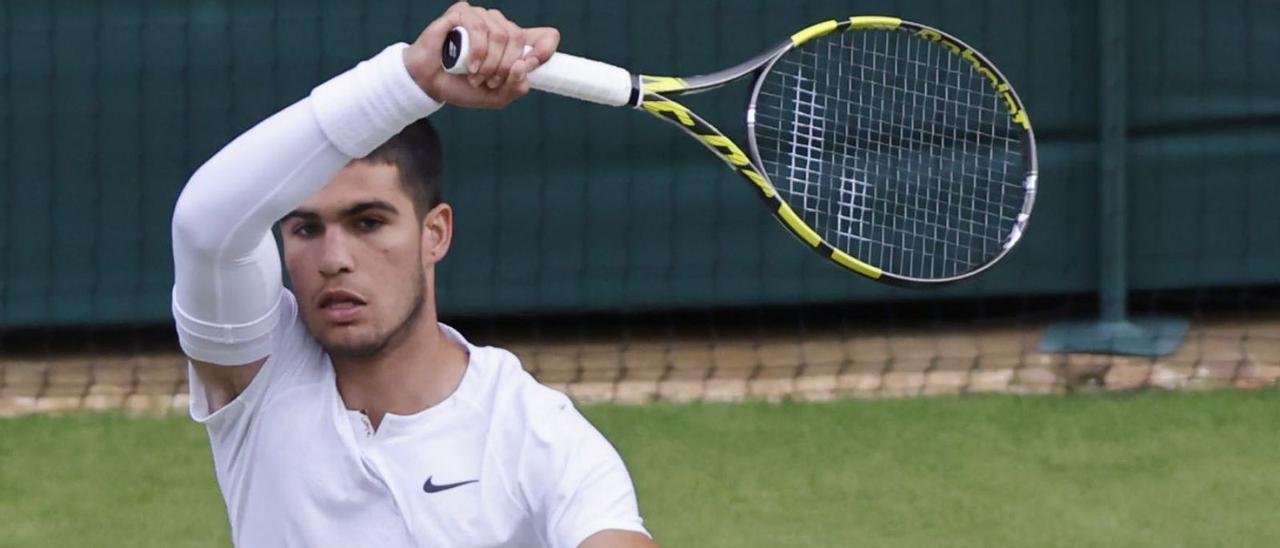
[487,19,526,89]
[476,9,510,86]
[511,71,533,96]
[497,77,533,106]
[523,26,560,65]
[508,57,531,83]
[494,59,534,102]
[413,2,468,71]
[455,7,489,78]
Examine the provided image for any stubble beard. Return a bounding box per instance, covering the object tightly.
[320,267,426,360]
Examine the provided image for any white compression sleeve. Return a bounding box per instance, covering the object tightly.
[171,43,443,365]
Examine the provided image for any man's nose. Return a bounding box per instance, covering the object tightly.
[318,228,354,277]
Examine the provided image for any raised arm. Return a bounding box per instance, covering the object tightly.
[172,2,557,412]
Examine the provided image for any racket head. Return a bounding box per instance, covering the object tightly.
[746,17,1038,286]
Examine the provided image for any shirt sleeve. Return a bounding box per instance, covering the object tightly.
[170,43,442,366]
[521,392,650,548]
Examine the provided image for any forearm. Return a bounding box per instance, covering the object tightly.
[170,95,342,364]
[171,43,442,365]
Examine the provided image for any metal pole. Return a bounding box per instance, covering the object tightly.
[1099,0,1127,323]
[1039,0,1186,357]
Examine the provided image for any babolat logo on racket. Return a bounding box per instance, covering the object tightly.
[915,28,1031,130]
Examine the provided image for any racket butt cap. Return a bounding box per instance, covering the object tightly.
[442,28,469,74]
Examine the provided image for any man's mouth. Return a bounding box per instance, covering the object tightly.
[318,289,368,323]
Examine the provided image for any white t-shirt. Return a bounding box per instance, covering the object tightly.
[190,291,649,547]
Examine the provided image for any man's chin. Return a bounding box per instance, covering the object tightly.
[314,326,387,359]
[323,340,386,359]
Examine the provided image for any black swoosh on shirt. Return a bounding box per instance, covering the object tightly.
[423,476,479,494]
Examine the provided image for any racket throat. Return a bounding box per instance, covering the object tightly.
[638,94,776,198]
[634,42,791,100]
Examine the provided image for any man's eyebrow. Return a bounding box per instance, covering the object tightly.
[280,209,319,224]
[280,201,398,224]
[342,200,399,217]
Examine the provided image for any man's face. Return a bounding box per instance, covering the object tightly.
[281,162,448,358]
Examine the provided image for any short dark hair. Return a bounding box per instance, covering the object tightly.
[358,117,443,220]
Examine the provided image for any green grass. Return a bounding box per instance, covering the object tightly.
[0,413,228,547]
[2,391,1278,547]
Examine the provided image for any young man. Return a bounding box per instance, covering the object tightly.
[170,3,656,547]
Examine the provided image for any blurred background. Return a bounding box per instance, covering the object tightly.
[1,0,1277,401]
[0,1,1278,546]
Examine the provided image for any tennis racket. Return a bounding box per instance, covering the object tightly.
[443,16,1037,286]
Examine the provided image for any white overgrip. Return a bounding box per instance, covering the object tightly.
[443,27,634,107]
[526,52,633,107]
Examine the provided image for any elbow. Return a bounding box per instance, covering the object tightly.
[171,167,227,257]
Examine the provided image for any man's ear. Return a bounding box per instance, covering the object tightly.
[420,202,453,266]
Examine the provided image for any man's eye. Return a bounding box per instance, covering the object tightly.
[292,223,320,238]
[356,218,384,232]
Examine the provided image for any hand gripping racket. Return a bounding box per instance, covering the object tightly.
[443,17,1037,286]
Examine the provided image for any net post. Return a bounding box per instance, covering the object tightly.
[1039,0,1187,357]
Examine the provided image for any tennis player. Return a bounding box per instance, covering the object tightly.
[170,3,655,547]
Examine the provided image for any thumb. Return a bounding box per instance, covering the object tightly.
[523,27,560,65]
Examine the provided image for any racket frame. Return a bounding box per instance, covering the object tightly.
[442,16,1038,286]
[633,16,1037,286]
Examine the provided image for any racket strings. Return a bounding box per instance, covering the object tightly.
[753,28,1028,281]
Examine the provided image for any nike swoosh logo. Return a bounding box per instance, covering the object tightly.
[423,476,479,494]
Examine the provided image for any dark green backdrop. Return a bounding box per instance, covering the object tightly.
[0,0,1277,327]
